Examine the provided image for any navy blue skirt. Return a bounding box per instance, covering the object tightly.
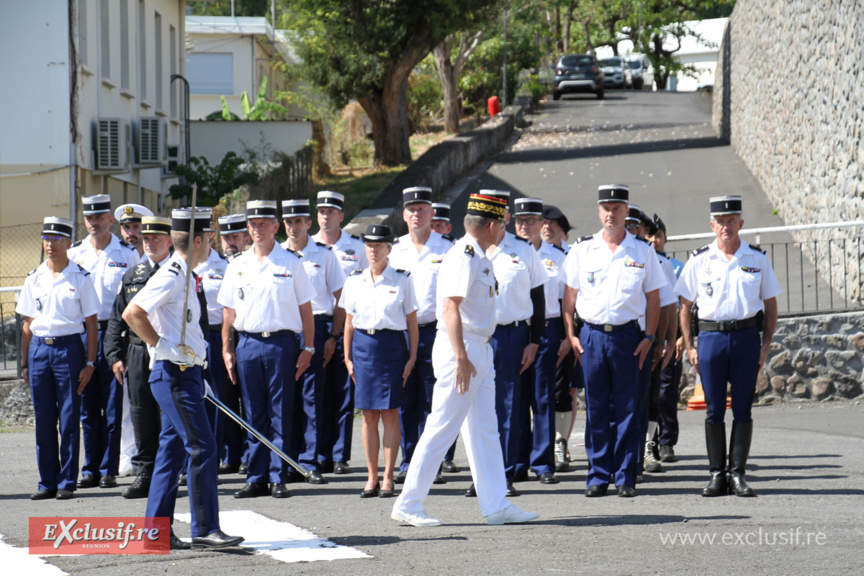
[352,329,406,410]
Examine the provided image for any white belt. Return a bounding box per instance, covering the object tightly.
[461,331,492,344]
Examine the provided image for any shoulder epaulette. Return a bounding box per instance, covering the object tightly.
[217,251,227,260]
[395,268,411,276]
[350,233,361,240]
[577,235,593,244]
[442,234,455,242]
[71,239,83,247]
[513,235,530,243]
[169,262,182,276]
[464,244,475,257]
[691,245,710,257]
[635,235,650,244]
[27,268,37,276]
[286,247,302,258]
[315,241,332,250]
[119,239,131,248]
[552,243,566,254]
[748,243,766,255]
[227,252,242,262]
[76,264,90,276]
[393,237,400,244]
[350,269,364,276]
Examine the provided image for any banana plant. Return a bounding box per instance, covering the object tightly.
[219,76,292,121]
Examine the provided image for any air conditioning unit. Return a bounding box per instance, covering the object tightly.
[137,117,165,164]
[95,118,130,171]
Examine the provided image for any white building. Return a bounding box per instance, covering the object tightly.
[0,0,188,285]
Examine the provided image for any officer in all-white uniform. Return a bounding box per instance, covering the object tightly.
[676,195,780,498]
[114,203,154,263]
[218,200,316,499]
[18,217,100,500]
[282,198,346,484]
[392,192,539,527]
[68,194,139,490]
[475,190,547,497]
[562,184,665,498]
[388,187,454,484]
[312,191,368,474]
[124,207,244,550]
[430,203,453,236]
[513,197,569,485]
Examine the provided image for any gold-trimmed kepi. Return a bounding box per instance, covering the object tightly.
[466,192,508,221]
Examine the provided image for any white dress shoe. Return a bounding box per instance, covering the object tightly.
[486,504,539,525]
[391,507,442,527]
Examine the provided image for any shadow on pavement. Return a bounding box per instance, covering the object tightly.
[496,136,726,164]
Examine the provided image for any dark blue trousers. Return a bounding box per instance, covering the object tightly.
[294,315,328,472]
[80,329,122,478]
[658,356,683,446]
[698,327,761,424]
[491,322,528,482]
[580,323,641,489]
[29,335,83,491]
[399,324,437,472]
[635,342,654,471]
[205,329,244,466]
[319,317,353,466]
[235,331,297,483]
[516,321,558,476]
[146,362,219,538]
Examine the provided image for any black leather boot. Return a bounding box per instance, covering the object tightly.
[702,422,728,497]
[728,421,755,497]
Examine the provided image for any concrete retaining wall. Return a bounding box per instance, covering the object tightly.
[344,106,524,236]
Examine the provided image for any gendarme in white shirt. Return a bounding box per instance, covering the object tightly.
[16,261,100,337]
[281,238,346,316]
[388,231,453,325]
[339,264,417,331]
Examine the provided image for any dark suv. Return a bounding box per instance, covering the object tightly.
[553,54,604,100]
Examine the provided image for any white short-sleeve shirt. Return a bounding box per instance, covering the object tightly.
[436,235,498,339]
[388,231,454,325]
[16,261,100,337]
[282,238,346,316]
[674,240,782,322]
[194,247,228,327]
[537,241,568,318]
[339,264,417,331]
[68,233,139,321]
[217,242,315,333]
[563,230,666,325]
[129,253,207,358]
[488,232,547,325]
[312,229,368,275]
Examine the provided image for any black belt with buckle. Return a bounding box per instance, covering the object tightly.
[209,324,222,333]
[357,328,399,336]
[497,319,528,329]
[418,321,437,329]
[34,334,81,346]
[585,320,640,333]
[698,317,759,332]
[239,330,295,339]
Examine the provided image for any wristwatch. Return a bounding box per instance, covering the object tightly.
[85,361,97,368]
[327,333,339,341]
[302,346,316,355]
[643,334,656,343]
[657,338,668,346]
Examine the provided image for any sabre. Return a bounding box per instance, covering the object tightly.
[177,184,198,368]
[204,392,311,477]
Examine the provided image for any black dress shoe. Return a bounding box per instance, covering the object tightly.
[191,530,245,549]
[170,534,192,550]
[234,482,270,499]
[379,486,395,498]
[306,470,328,485]
[56,489,75,500]
[319,461,334,474]
[585,485,608,497]
[77,474,98,489]
[239,462,248,475]
[538,472,559,485]
[177,474,187,487]
[442,460,459,473]
[617,485,636,498]
[394,470,408,484]
[513,470,529,483]
[464,483,477,497]
[333,462,350,475]
[360,481,380,499]
[506,483,519,497]
[122,475,151,499]
[432,474,447,485]
[99,475,117,488]
[270,483,291,498]
[31,489,57,500]
[218,463,240,475]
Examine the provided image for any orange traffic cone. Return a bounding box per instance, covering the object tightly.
[687,381,732,410]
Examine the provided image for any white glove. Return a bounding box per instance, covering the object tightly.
[154,338,194,367]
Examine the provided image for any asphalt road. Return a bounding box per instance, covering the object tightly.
[1,400,863,575]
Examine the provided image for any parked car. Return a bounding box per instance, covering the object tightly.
[598,56,633,89]
[627,54,651,89]
[553,54,605,100]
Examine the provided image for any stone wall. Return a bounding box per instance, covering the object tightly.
[712,1,864,301]
[344,106,524,236]
[679,311,864,405]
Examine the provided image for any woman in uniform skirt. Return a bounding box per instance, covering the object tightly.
[340,225,418,498]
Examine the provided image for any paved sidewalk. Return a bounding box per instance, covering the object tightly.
[1,400,862,575]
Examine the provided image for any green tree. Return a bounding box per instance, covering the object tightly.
[169,153,258,207]
[282,0,500,166]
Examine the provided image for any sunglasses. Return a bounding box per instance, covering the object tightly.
[42,235,67,243]
[515,217,541,226]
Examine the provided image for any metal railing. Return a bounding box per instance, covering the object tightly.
[666,221,864,316]
[0,287,23,378]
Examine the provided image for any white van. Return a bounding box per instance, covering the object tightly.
[627,54,652,90]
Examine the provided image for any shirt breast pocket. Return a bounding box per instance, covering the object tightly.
[57,285,82,316]
[620,266,645,294]
[740,270,762,301]
[270,272,296,299]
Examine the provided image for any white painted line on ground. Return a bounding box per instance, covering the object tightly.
[0,533,68,575]
[175,510,371,563]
